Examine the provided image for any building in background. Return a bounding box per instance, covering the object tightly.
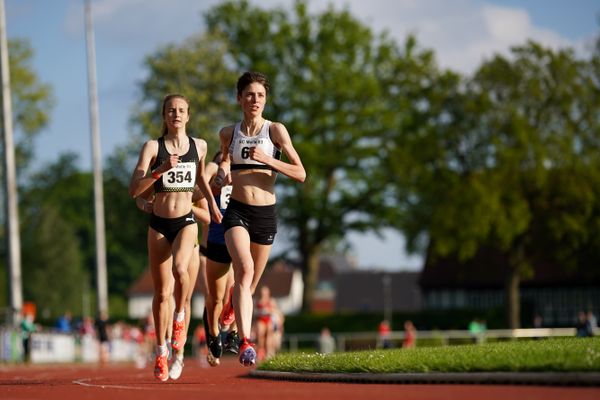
[419,247,600,327]
[335,271,422,313]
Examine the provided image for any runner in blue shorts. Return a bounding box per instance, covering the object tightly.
[203,151,239,366]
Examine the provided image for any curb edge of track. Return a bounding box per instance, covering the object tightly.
[248,370,600,386]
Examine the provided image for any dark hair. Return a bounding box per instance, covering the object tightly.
[236,71,270,96]
[160,94,190,136]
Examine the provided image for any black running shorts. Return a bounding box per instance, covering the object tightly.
[222,198,277,245]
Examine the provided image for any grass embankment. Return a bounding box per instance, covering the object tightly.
[259,337,600,374]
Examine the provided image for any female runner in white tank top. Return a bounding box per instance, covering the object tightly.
[214,72,306,366]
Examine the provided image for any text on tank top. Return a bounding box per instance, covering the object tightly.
[228,120,281,171]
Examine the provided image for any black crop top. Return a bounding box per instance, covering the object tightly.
[151,136,199,193]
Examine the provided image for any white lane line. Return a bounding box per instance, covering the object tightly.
[73,377,154,390]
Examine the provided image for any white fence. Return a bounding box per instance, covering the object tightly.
[0,327,141,364]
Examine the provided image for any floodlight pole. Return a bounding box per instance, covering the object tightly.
[84,0,108,316]
[0,0,23,326]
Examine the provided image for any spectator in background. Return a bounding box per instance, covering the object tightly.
[576,310,593,337]
[55,311,72,333]
[95,310,110,364]
[20,312,37,363]
[254,285,277,361]
[80,316,95,337]
[532,313,544,340]
[271,299,285,355]
[318,327,335,354]
[378,319,392,349]
[468,318,486,343]
[402,320,417,349]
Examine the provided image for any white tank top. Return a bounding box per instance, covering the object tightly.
[228,120,281,171]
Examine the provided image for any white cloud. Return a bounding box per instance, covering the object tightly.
[63,0,582,74]
[289,0,577,73]
[474,5,570,62]
[483,5,533,42]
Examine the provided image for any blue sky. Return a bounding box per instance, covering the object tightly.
[6,0,599,271]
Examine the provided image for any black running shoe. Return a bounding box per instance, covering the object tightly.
[207,332,223,358]
[203,306,223,358]
[224,330,240,354]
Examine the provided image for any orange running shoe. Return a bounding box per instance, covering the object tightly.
[238,337,257,367]
[154,353,169,381]
[171,319,186,351]
[220,287,235,326]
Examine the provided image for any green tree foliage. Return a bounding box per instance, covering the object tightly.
[19,154,94,314]
[7,39,54,170]
[394,40,600,328]
[20,202,87,318]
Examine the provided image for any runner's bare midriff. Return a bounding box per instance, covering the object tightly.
[231,169,277,206]
[153,191,193,218]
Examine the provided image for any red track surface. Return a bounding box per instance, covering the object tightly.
[1,357,599,400]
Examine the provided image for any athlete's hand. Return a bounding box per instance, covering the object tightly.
[135,197,153,214]
[249,146,267,164]
[160,154,180,173]
[210,205,223,224]
[143,199,154,214]
[214,164,230,187]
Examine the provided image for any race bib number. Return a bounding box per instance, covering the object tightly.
[219,185,232,209]
[162,162,196,189]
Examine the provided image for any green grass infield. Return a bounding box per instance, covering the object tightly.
[258,337,600,374]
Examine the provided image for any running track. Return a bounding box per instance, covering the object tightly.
[1,357,599,400]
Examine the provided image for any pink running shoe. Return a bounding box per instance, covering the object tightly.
[172,319,186,351]
[154,353,169,381]
[238,337,257,367]
[220,287,235,326]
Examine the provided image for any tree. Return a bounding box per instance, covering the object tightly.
[20,202,87,318]
[18,154,96,314]
[393,40,600,328]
